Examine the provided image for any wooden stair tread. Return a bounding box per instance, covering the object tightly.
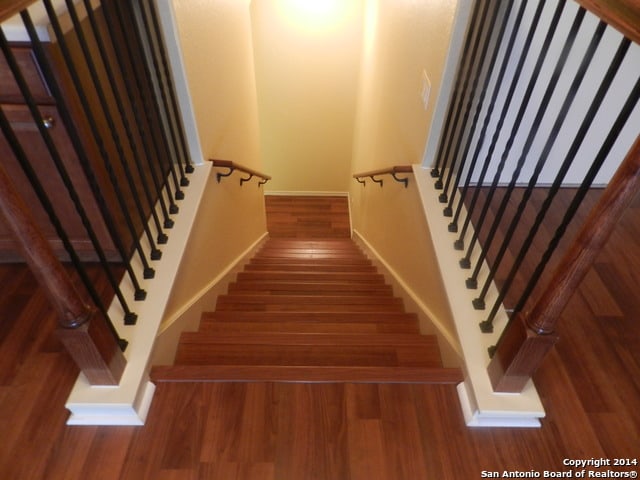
[244,263,377,273]
[237,271,384,282]
[217,294,403,305]
[178,332,438,346]
[227,282,393,295]
[151,365,463,384]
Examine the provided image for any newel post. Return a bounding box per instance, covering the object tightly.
[488,134,640,392]
[0,162,126,385]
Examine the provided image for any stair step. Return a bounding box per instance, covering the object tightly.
[253,254,367,263]
[215,294,405,312]
[236,271,385,283]
[227,281,393,296]
[175,333,442,367]
[244,263,377,273]
[179,332,435,347]
[201,311,420,323]
[151,365,463,384]
[200,320,419,334]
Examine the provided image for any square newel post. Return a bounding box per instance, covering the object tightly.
[488,134,640,393]
[0,161,126,385]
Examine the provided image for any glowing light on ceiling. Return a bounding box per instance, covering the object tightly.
[277,0,345,30]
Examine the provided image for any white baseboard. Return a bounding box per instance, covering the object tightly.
[65,164,211,426]
[413,165,545,428]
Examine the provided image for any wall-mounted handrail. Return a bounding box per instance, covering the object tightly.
[353,165,413,188]
[209,159,271,186]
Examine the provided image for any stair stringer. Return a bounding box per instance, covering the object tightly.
[351,230,462,369]
[150,232,269,366]
[413,165,545,428]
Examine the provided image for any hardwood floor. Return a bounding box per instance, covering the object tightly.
[0,189,639,479]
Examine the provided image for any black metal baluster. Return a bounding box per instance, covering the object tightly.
[467,5,584,303]
[431,0,485,186]
[64,0,162,262]
[460,0,565,275]
[0,89,128,348]
[444,1,511,223]
[42,0,155,280]
[451,0,529,244]
[111,1,184,202]
[0,26,139,327]
[456,0,547,255]
[439,0,494,206]
[22,9,147,304]
[476,18,607,332]
[97,0,177,225]
[142,0,194,178]
[80,0,168,247]
[438,2,499,210]
[512,71,640,319]
[133,0,185,187]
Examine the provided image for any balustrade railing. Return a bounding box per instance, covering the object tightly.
[430,0,639,392]
[0,0,192,384]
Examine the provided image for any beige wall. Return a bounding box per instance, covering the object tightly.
[161,0,267,335]
[250,0,364,193]
[350,0,460,346]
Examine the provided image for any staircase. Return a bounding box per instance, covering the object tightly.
[152,196,461,384]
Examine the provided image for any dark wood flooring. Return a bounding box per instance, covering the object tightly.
[265,195,351,238]
[0,189,639,479]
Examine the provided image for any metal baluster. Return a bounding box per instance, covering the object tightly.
[64,0,162,262]
[460,0,566,275]
[111,1,184,202]
[142,0,193,178]
[431,0,485,186]
[22,9,147,304]
[476,17,607,331]
[81,0,168,247]
[0,26,139,327]
[512,72,640,319]
[42,0,155,280]
[439,0,494,205]
[456,0,546,255]
[97,0,178,225]
[444,1,511,223]
[467,5,585,303]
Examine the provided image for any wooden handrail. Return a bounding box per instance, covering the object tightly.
[353,165,413,188]
[209,159,271,186]
[574,0,640,44]
[488,134,640,393]
[0,160,126,385]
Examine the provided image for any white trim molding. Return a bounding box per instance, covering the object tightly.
[65,163,211,425]
[413,165,546,428]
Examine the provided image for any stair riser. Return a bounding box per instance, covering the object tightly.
[227,284,393,296]
[151,365,463,384]
[238,272,383,281]
[202,312,419,323]
[176,346,441,367]
[199,322,419,334]
[244,264,377,273]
